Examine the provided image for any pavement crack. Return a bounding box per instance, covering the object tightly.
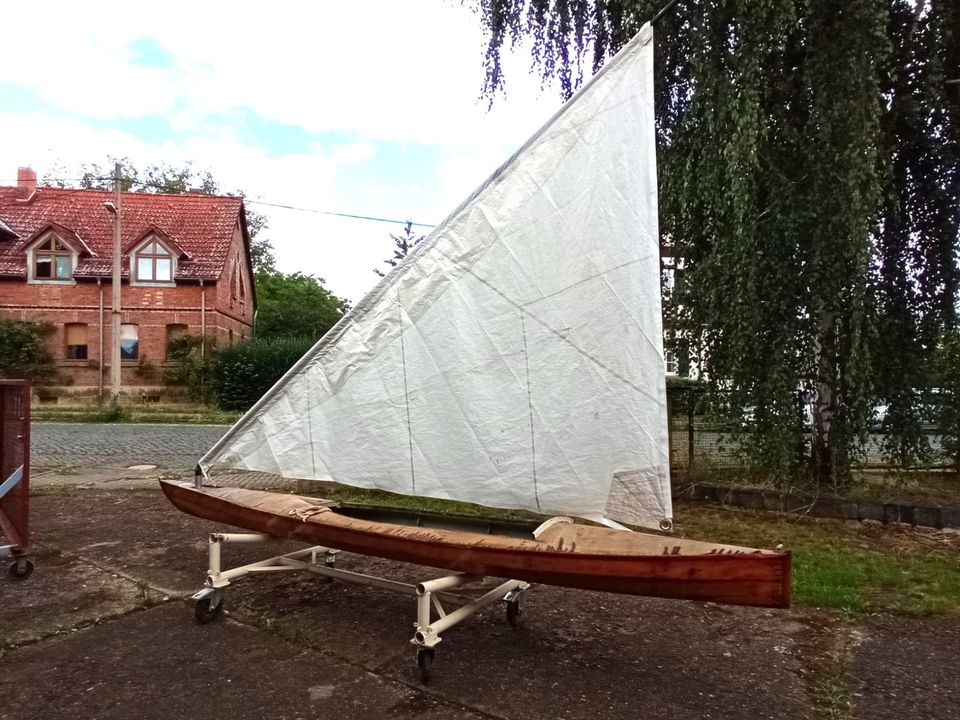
[1,601,175,658]
[68,551,185,598]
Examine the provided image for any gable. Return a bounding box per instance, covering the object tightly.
[20,222,94,256]
[125,226,191,259]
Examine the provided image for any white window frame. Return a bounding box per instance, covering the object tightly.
[26,231,77,284]
[664,349,679,376]
[129,235,177,286]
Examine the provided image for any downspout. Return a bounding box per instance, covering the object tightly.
[97,279,104,401]
[200,280,206,357]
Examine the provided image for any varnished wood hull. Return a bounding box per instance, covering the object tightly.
[161,480,790,608]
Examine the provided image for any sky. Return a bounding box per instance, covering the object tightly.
[0,1,567,303]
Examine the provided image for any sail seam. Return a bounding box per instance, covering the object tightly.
[436,248,654,400]
[306,372,317,477]
[398,290,417,495]
[520,310,542,512]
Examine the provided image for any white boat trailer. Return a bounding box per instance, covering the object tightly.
[190,531,530,682]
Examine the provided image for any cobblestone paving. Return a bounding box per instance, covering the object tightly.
[31,423,230,470]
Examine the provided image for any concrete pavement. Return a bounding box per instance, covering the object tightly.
[1,423,957,719]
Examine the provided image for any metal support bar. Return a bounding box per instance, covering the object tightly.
[0,510,22,549]
[417,573,483,594]
[0,465,23,500]
[414,579,528,647]
[191,530,531,666]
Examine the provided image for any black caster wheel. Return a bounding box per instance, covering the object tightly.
[416,648,435,683]
[506,596,523,626]
[8,557,34,580]
[194,595,224,624]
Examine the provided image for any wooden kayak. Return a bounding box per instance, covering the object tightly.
[160,480,790,608]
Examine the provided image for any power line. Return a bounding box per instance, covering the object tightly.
[0,177,439,229]
[244,199,436,229]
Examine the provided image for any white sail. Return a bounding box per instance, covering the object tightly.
[201,24,671,529]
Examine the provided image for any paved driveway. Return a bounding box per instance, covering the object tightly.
[31,423,230,471]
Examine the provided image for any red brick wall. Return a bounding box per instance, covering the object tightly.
[0,271,254,395]
[211,222,255,346]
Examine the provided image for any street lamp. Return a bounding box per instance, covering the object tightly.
[105,162,122,402]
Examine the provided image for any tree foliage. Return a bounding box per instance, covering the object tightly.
[472,0,960,486]
[210,336,316,411]
[255,271,349,340]
[0,317,56,382]
[373,221,426,277]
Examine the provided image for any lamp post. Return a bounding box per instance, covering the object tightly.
[105,162,122,401]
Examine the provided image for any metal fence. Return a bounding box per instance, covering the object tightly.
[666,383,951,476]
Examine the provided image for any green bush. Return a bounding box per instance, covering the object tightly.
[164,334,217,403]
[210,336,315,411]
[0,317,56,382]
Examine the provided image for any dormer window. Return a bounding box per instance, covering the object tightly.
[127,228,185,286]
[136,240,173,282]
[35,236,73,280]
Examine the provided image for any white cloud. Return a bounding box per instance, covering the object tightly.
[1,1,573,302]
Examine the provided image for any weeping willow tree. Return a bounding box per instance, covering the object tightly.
[472,0,960,488]
[874,2,960,468]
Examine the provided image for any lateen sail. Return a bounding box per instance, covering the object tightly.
[201,24,671,529]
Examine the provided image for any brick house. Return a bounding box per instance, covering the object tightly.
[0,167,255,401]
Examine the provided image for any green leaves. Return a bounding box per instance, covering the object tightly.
[254,271,348,341]
[210,336,316,411]
[475,1,958,486]
[0,318,56,383]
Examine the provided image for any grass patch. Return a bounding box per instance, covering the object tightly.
[811,676,850,720]
[32,405,241,425]
[674,500,960,616]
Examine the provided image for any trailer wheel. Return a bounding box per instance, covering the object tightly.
[194,596,223,624]
[416,648,435,683]
[8,557,33,580]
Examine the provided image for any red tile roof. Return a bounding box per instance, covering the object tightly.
[0,186,245,281]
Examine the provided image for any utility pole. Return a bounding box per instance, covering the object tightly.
[110,162,122,401]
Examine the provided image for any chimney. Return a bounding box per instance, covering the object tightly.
[16,167,37,202]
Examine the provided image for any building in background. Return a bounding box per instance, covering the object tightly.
[0,167,255,402]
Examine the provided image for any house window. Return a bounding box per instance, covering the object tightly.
[664,349,678,375]
[120,324,139,360]
[34,236,73,280]
[65,323,88,360]
[135,240,173,282]
[165,323,188,359]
